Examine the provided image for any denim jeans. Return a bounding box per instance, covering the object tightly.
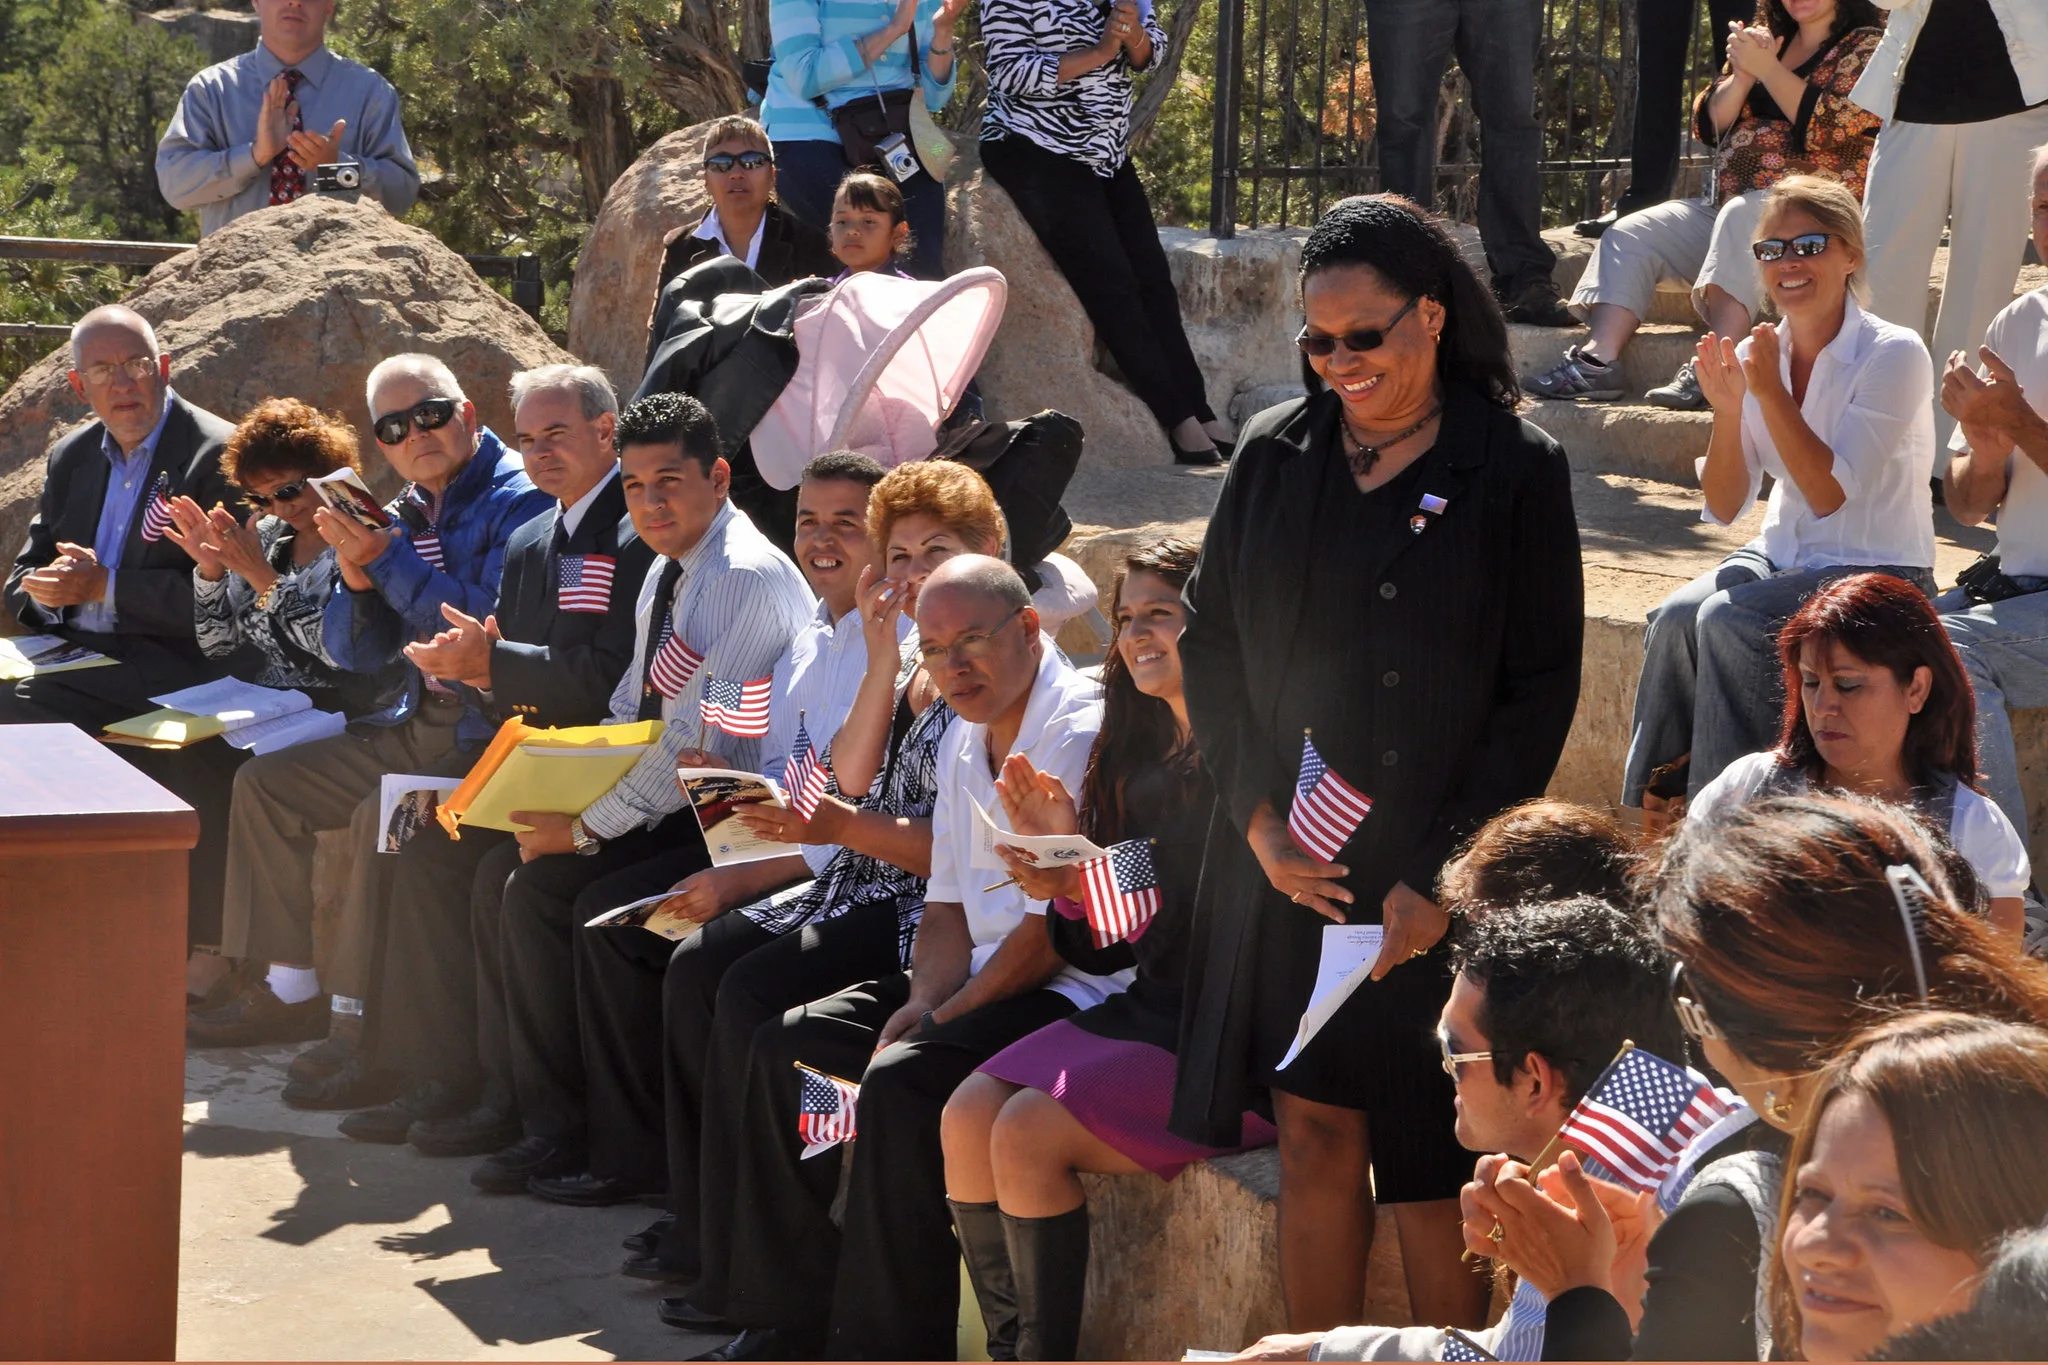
[1623,551,1938,804]
[1936,583,2048,844]
[1363,0,1554,295]
[772,137,947,279]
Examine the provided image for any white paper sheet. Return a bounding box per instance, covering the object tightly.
[964,791,1107,873]
[1276,922,1387,1070]
[377,773,463,852]
[222,706,347,754]
[151,677,311,726]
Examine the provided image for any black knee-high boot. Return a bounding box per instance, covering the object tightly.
[1002,1205,1091,1362]
[951,1199,1020,1361]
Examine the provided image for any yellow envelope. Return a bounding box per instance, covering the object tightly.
[437,718,664,836]
[103,707,227,748]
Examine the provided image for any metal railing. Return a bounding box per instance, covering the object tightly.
[1207,0,1724,235]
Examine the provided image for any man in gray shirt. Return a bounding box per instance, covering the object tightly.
[156,0,419,235]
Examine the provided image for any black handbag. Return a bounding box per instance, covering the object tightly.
[813,22,923,170]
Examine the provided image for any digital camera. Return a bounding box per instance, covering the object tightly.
[874,133,920,185]
[313,162,363,193]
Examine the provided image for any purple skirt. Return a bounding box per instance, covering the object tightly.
[977,1019,1278,1179]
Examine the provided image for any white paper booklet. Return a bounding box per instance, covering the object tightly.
[378,773,463,852]
[0,633,115,679]
[150,677,345,754]
[1276,923,1387,1070]
[308,468,394,528]
[965,791,1107,873]
[678,767,794,868]
[583,891,709,941]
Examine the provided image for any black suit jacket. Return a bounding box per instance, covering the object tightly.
[483,472,654,729]
[1169,382,1586,1145]
[656,201,839,299]
[4,392,238,689]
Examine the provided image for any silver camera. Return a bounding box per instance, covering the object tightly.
[874,133,920,185]
[313,162,362,193]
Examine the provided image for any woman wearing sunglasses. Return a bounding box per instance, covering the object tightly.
[1176,194,1584,1334]
[656,116,839,297]
[1625,174,1938,831]
[1468,793,2048,1360]
[153,398,403,1008]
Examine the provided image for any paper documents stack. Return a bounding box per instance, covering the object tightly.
[1276,923,1387,1070]
[104,678,348,753]
[0,634,116,680]
[436,717,663,837]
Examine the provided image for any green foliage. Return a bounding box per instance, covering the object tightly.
[0,150,127,390]
[1133,0,1217,228]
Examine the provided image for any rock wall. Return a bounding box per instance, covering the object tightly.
[0,198,571,572]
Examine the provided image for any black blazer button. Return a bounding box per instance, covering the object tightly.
[1382,750,1399,766]
[1382,671,1399,687]
[1379,582,1397,600]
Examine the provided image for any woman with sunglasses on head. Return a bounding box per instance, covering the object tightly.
[1176,193,1584,1335]
[1468,793,2048,1361]
[1689,571,2028,942]
[152,398,404,1007]
[1625,174,1939,831]
[655,116,838,298]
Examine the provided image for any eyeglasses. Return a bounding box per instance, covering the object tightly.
[242,480,308,510]
[76,356,158,387]
[1751,233,1833,263]
[704,151,772,173]
[916,607,1025,668]
[1671,961,1725,1042]
[1296,296,1420,358]
[1436,1027,1493,1078]
[372,398,459,447]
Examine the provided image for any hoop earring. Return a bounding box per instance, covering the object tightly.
[1763,1089,1794,1124]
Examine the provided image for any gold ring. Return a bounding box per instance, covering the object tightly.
[1291,891,1305,904]
[1487,1221,1504,1243]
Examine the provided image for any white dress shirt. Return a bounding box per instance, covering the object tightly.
[924,645,1130,1009]
[1699,297,1937,573]
[1953,288,2048,578]
[690,207,766,270]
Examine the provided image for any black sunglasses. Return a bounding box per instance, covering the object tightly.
[242,480,308,510]
[372,398,459,448]
[1752,232,1833,263]
[704,150,772,173]
[1297,296,1420,358]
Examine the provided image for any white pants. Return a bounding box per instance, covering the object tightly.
[1571,192,1768,323]
[1863,106,2048,464]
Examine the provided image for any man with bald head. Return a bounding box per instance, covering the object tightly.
[684,555,1124,1363]
[2,305,237,724]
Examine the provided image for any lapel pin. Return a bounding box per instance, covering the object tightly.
[1419,493,1448,515]
[1409,514,1428,535]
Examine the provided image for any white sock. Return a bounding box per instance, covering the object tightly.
[265,964,321,1006]
[330,995,365,1017]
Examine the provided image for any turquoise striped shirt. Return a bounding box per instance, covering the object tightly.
[761,0,957,142]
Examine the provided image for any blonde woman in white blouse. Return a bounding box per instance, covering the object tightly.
[1624,175,1937,818]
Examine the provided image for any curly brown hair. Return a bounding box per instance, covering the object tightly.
[222,397,361,490]
[866,461,1006,558]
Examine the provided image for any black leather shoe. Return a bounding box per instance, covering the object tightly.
[529,1171,650,1207]
[688,1328,790,1361]
[470,1135,583,1193]
[280,1055,404,1111]
[660,1298,733,1331]
[624,1213,675,1256]
[624,1253,694,1283]
[409,1103,521,1158]
[287,1011,361,1082]
[339,1078,471,1144]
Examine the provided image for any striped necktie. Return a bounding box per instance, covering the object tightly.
[637,558,685,723]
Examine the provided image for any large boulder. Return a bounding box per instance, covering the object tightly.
[0,197,571,571]
[567,122,717,396]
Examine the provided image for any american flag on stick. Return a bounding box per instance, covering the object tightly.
[1552,1043,1738,1192]
[1288,731,1373,862]
[646,623,704,700]
[701,675,773,737]
[139,473,176,542]
[1078,838,1163,947]
[796,1061,859,1159]
[785,715,829,821]
[557,554,615,613]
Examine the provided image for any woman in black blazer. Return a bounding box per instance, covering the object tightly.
[1172,195,1585,1331]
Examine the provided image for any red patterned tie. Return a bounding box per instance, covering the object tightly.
[267,68,306,205]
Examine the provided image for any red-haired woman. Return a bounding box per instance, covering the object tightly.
[1687,571,2027,942]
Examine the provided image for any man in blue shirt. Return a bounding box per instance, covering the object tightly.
[156,0,419,235]
[1,305,238,726]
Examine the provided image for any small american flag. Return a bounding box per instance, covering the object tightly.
[1288,732,1373,862]
[701,675,773,737]
[557,553,615,614]
[1556,1046,1739,1192]
[139,473,175,543]
[1441,1328,1498,1362]
[1078,838,1163,947]
[796,1062,859,1158]
[646,621,704,700]
[407,489,444,568]
[784,717,829,821]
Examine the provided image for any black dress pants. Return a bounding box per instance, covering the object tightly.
[489,813,709,1151]
[979,133,1215,436]
[1625,0,1753,207]
[711,974,1074,1360]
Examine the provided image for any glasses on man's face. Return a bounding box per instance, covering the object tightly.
[1436,1026,1493,1079]
[1751,232,1832,263]
[1671,961,1725,1042]
[372,398,459,448]
[916,606,1025,668]
[704,151,772,173]
[77,356,158,388]
[1296,296,1420,359]
[242,480,308,510]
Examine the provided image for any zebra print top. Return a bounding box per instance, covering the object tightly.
[979,0,1167,176]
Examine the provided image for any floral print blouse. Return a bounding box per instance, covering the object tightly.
[192,519,367,704]
[1693,25,1883,205]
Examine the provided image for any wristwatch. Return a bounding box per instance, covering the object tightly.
[570,816,602,856]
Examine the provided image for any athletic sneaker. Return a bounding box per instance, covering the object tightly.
[1521,346,1625,401]
[1646,356,1707,410]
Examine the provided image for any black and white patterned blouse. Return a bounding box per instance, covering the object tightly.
[738,689,957,967]
[980,0,1167,176]
[192,519,382,709]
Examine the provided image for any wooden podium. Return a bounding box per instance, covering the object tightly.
[0,725,197,1361]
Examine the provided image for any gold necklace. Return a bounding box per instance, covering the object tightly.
[1340,403,1442,478]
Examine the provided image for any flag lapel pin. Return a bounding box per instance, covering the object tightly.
[1411,492,1448,536]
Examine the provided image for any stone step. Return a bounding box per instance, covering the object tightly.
[1522,397,1713,485]
[1509,321,1701,397]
